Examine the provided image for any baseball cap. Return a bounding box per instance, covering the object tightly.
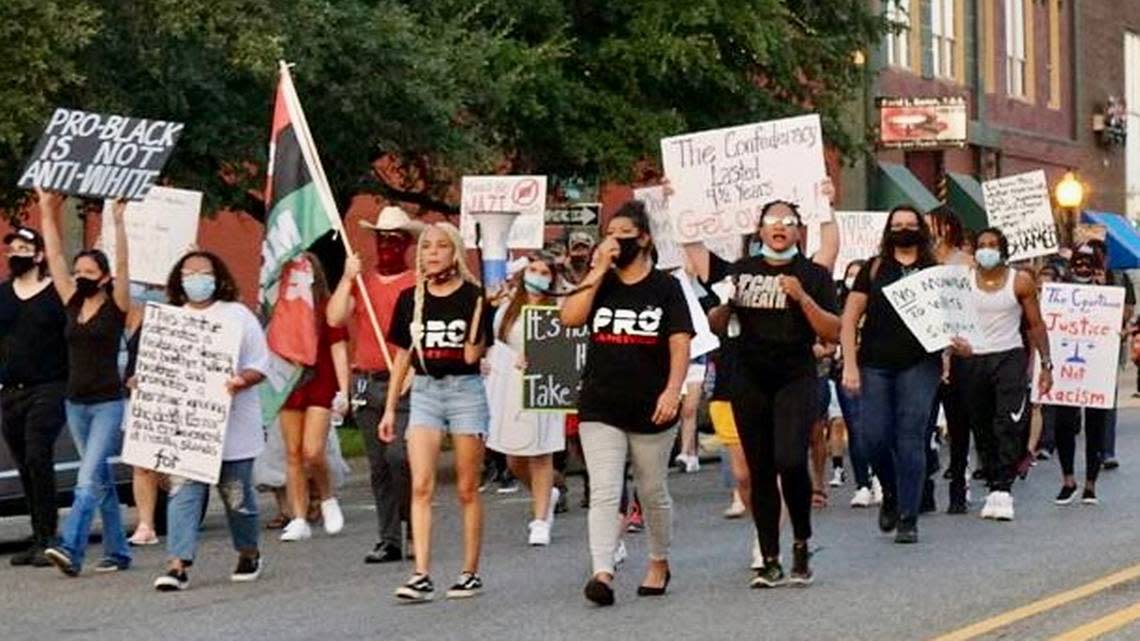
[568,231,595,249]
[3,227,44,251]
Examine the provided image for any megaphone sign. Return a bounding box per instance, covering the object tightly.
[460,175,548,252]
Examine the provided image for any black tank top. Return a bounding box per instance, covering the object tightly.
[64,294,126,403]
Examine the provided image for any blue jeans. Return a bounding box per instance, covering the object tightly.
[166,459,259,562]
[59,400,130,569]
[835,385,871,489]
[860,359,941,519]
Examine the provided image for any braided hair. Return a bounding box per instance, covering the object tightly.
[410,222,480,372]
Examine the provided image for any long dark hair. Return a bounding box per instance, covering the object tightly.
[613,200,659,264]
[926,204,965,250]
[880,205,936,266]
[497,253,557,343]
[165,251,240,306]
[74,248,113,293]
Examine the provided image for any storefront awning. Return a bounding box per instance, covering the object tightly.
[874,162,940,214]
[1082,211,1140,269]
[946,172,988,232]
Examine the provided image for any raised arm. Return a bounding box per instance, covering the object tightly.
[35,188,75,302]
[110,200,130,312]
[327,253,360,328]
[810,177,838,271]
[682,243,711,283]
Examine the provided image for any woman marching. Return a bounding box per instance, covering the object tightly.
[379,222,493,603]
[485,253,566,547]
[562,201,693,606]
[37,190,132,576]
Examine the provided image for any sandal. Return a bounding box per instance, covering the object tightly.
[265,513,290,530]
[812,489,828,509]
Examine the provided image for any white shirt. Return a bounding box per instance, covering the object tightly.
[202,301,270,461]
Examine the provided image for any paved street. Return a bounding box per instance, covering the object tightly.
[3,407,1140,641]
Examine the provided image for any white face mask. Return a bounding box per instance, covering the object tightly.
[844,277,855,289]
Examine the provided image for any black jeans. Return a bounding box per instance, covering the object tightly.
[353,374,411,547]
[1,381,66,546]
[732,369,814,560]
[943,357,973,490]
[960,349,1029,492]
[1055,406,1109,483]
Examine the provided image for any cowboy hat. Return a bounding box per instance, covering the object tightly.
[359,205,425,234]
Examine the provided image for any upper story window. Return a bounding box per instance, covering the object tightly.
[886,1,911,69]
[1005,0,1028,97]
[931,0,957,79]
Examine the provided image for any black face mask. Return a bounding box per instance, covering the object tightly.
[889,228,924,248]
[569,255,589,271]
[614,237,643,268]
[74,277,103,299]
[8,255,36,277]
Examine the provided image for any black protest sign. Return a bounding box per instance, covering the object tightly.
[522,305,590,411]
[17,108,184,201]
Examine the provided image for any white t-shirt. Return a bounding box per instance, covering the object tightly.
[202,301,270,461]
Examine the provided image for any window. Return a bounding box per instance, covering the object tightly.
[1005,0,1027,97]
[1125,32,1140,217]
[886,1,910,69]
[931,0,956,79]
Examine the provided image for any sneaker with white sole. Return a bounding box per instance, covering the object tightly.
[545,487,560,524]
[395,574,434,602]
[829,468,846,488]
[231,554,262,582]
[154,568,189,592]
[676,453,701,473]
[750,537,764,570]
[528,519,551,546]
[980,492,996,519]
[725,492,747,519]
[321,498,344,535]
[613,540,628,567]
[446,572,483,599]
[990,491,1014,521]
[850,486,873,508]
[870,476,883,506]
[280,518,312,542]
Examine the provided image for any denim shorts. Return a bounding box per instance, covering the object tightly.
[408,374,490,437]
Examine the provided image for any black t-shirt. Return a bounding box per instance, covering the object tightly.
[65,295,126,403]
[705,253,837,380]
[389,281,492,377]
[0,281,68,386]
[852,256,938,370]
[577,269,694,433]
[710,336,738,401]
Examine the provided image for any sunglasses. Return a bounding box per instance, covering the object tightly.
[760,216,800,227]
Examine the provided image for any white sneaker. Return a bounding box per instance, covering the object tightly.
[991,491,1014,521]
[613,540,628,567]
[850,487,873,508]
[528,519,551,546]
[829,468,846,488]
[280,518,312,542]
[980,492,996,520]
[724,491,747,519]
[675,454,700,473]
[870,476,884,506]
[545,487,561,524]
[321,498,344,535]
[750,537,764,570]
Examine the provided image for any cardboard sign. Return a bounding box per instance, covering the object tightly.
[882,265,985,352]
[661,114,828,245]
[1033,283,1125,409]
[522,306,589,411]
[833,211,889,279]
[981,170,1059,261]
[461,175,548,249]
[100,186,201,285]
[632,185,683,270]
[674,270,719,358]
[17,108,184,200]
[121,303,241,484]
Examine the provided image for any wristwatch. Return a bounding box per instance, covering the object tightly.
[1041,358,1054,371]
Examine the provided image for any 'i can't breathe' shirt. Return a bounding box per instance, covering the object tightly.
[389,281,493,377]
[577,269,694,433]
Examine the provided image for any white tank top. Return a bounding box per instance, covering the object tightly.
[970,269,1023,354]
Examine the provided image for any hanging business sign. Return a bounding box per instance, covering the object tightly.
[877,96,968,149]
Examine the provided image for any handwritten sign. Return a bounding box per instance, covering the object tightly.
[981,170,1059,261]
[882,265,985,352]
[121,303,241,484]
[1033,282,1124,409]
[461,175,548,249]
[632,185,683,270]
[661,114,827,246]
[17,108,183,200]
[100,186,201,285]
[522,306,589,411]
[833,211,889,279]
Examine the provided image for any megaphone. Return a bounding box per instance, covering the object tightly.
[470,210,519,290]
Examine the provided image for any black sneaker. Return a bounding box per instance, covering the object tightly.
[1055,484,1078,505]
[878,496,899,533]
[1081,488,1099,505]
[947,484,968,515]
[750,559,786,588]
[788,543,813,586]
[1103,458,1120,471]
[93,557,130,573]
[10,546,50,567]
[584,576,615,606]
[920,479,936,514]
[154,568,190,592]
[231,554,262,582]
[44,547,80,577]
[365,542,403,564]
[894,517,918,544]
[445,572,483,599]
[395,574,434,602]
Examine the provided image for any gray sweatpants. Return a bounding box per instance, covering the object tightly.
[353,374,410,547]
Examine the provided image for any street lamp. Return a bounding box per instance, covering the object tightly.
[1055,170,1085,247]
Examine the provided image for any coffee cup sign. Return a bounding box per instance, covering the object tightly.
[460,175,548,249]
[17,108,184,201]
[981,170,1059,261]
[1033,282,1124,409]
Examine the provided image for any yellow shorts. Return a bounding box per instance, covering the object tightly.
[709,400,740,447]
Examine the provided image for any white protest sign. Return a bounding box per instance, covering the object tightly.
[833,211,889,279]
[661,114,828,247]
[100,186,201,285]
[981,170,1059,261]
[122,303,241,484]
[461,175,547,249]
[673,269,719,358]
[633,185,683,270]
[882,265,985,352]
[1033,282,1124,409]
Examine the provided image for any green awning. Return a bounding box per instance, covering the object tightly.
[946,172,988,231]
[874,162,940,213]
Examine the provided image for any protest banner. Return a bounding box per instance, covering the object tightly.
[17,108,184,201]
[833,211,889,279]
[522,305,589,411]
[1033,282,1124,409]
[632,185,684,269]
[122,303,242,484]
[981,170,1059,261]
[882,265,985,352]
[100,186,200,285]
[461,175,548,249]
[661,114,828,247]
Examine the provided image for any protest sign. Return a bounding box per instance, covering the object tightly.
[122,303,241,484]
[674,270,719,358]
[17,108,184,201]
[1033,283,1124,409]
[981,170,1059,261]
[100,186,201,285]
[632,185,684,270]
[661,114,828,246]
[461,175,548,249]
[882,265,985,352]
[833,211,889,279]
[522,306,589,411]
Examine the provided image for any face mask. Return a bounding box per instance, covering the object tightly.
[748,241,763,258]
[183,274,216,303]
[614,236,643,268]
[375,236,410,275]
[760,244,799,260]
[74,277,103,299]
[844,277,856,290]
[523,273,551,294]
[1072,272,1093,284]
[8,255,36,277]
[889,228,923,248]
[975,248,1003,270]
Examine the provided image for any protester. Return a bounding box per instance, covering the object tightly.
[558,231,596,508]
[563,201,693,605]
[833,259,879,508]
[380,222,492,602]
[327,205,421,563]
[124,283,168,546]
[153,251,270,591]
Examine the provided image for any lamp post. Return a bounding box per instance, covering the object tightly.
[1055,170,1085,248]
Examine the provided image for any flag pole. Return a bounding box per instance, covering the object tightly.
[278,61,395,373]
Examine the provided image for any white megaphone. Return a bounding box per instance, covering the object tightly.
[470,210,519,290]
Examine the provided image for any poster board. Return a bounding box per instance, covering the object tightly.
[100,186,201,285]
[981,170,1059,261]
[833,211,889,279]
[1033,282,1124,409]
[521,305,589,411]
[882,265,985,352]
[460,175,548,249]
[632,185,683,270]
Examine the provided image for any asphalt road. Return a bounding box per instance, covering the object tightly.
[3,411,1140,641]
